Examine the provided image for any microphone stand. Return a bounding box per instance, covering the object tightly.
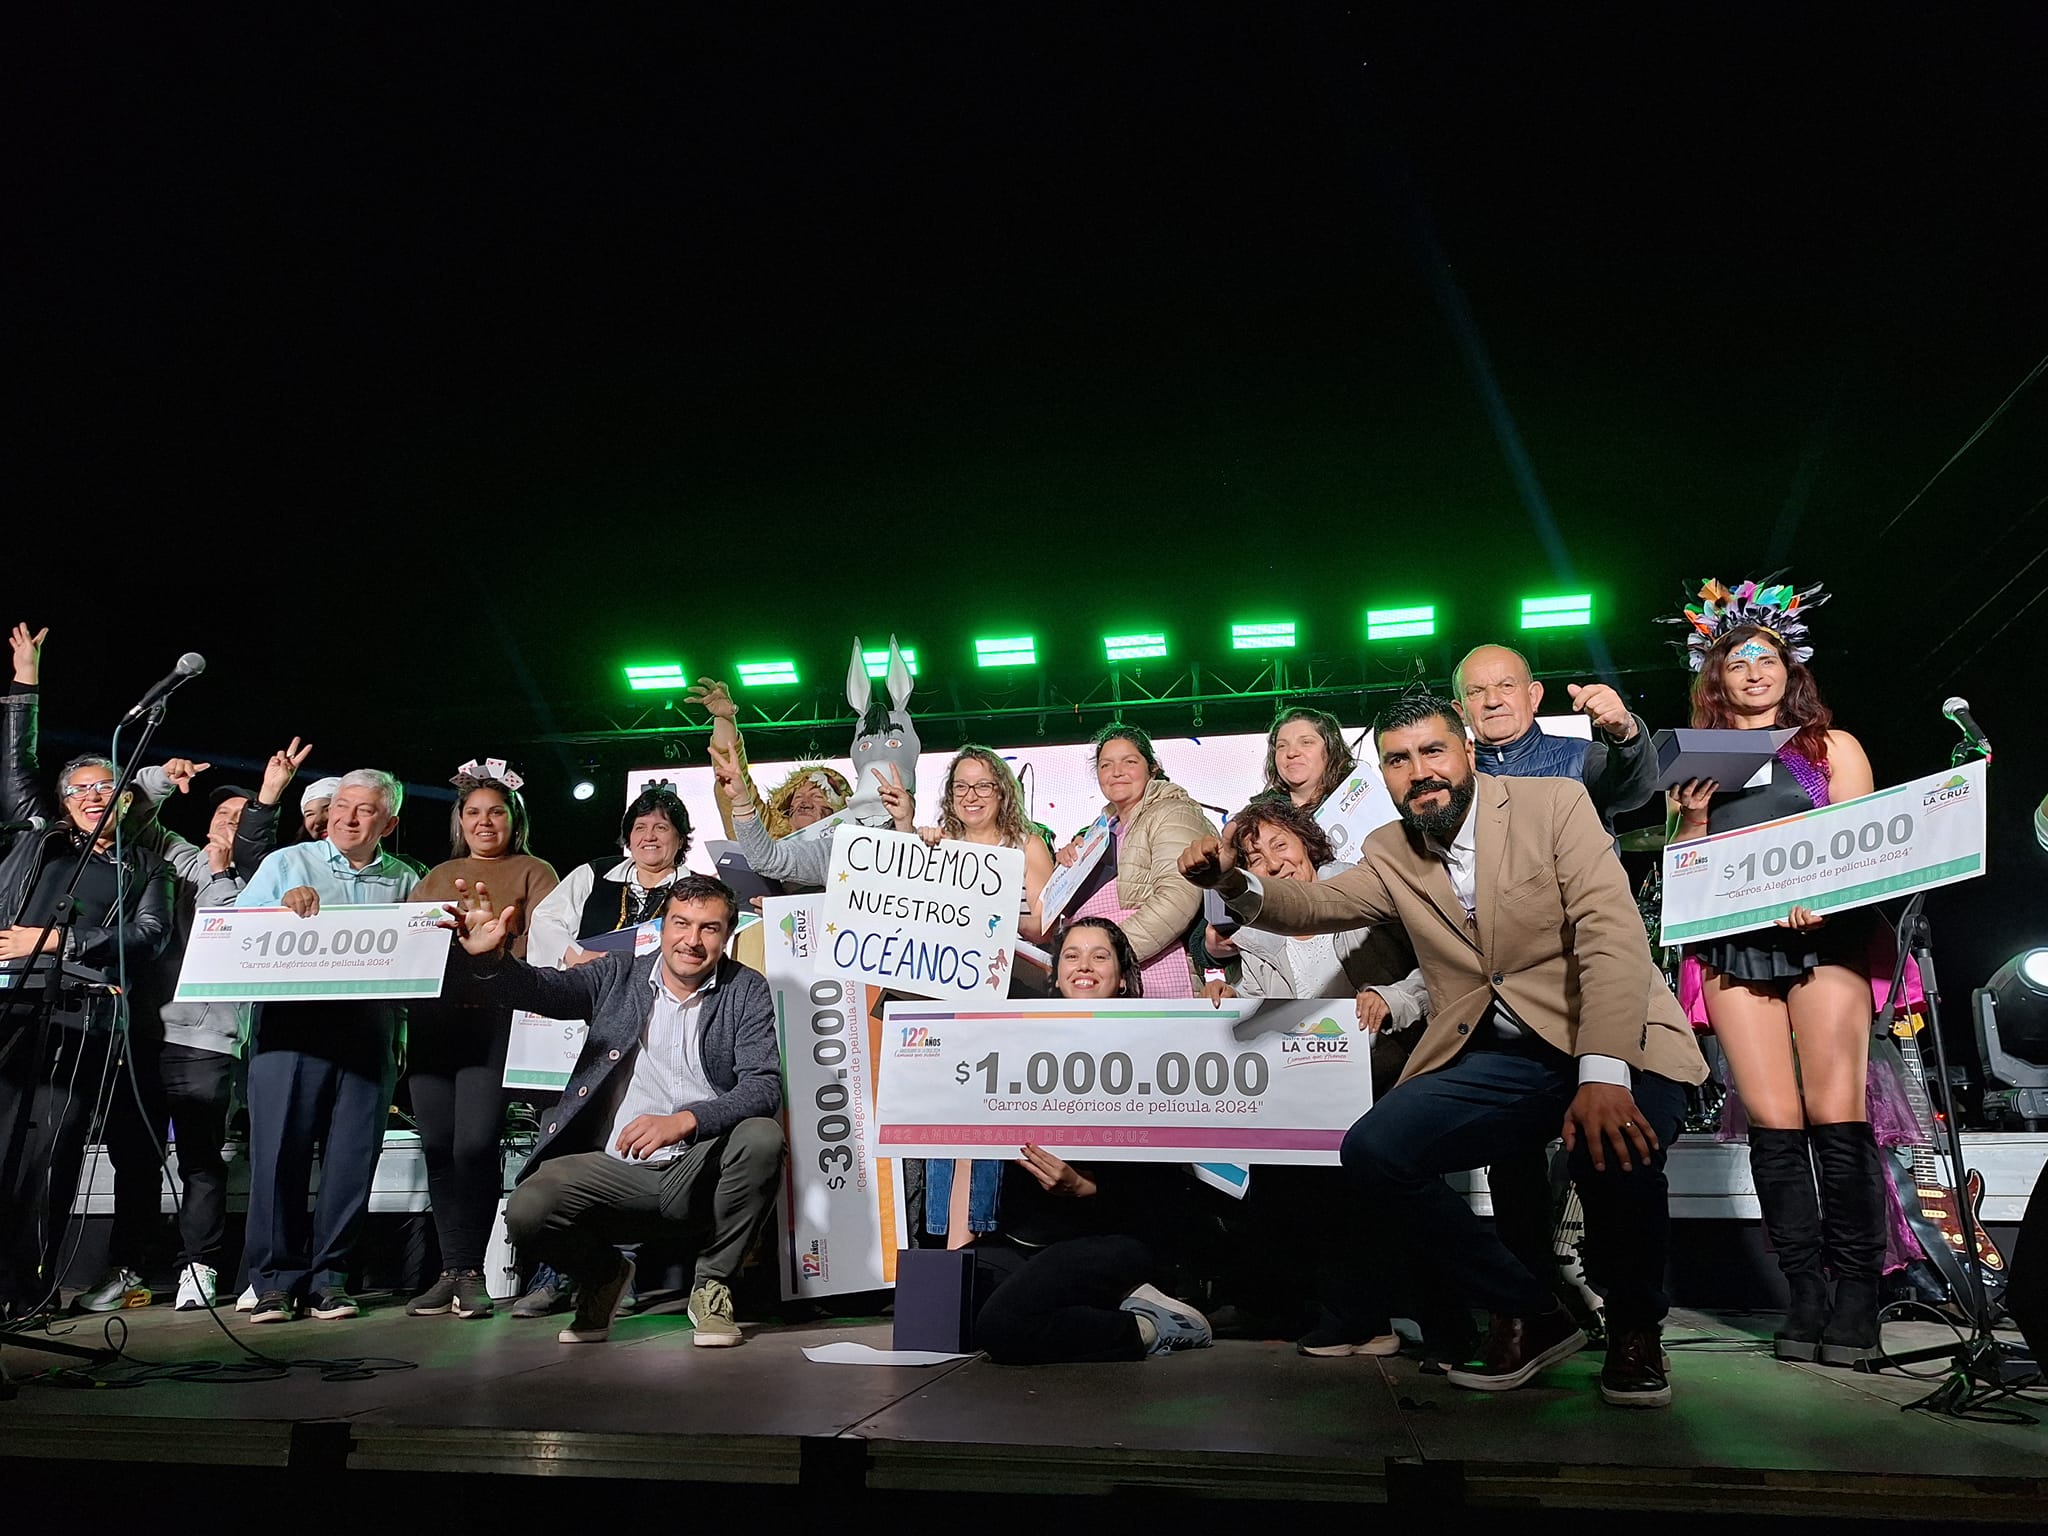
[0,695,176,1377]
[1865,737,2038,1417]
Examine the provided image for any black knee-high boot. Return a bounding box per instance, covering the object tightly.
[1810,1121,1886,1367]
[1747,1127,1828,1360]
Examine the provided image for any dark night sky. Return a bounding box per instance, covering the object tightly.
[9,5,2046,999]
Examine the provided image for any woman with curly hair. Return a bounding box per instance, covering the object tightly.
[877,745,1056,1248]
[877,744,1051,941]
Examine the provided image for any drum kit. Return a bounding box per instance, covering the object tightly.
[1618,824,1727,1135]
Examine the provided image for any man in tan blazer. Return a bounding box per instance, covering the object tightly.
[1181,694,1706,1409]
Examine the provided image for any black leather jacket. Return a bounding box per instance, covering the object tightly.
[0,685,173,973]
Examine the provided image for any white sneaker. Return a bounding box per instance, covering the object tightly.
[175,1263,219,1312]
[235,1284,258,1313]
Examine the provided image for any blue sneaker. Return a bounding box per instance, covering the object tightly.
[1119,1283,1213,1356]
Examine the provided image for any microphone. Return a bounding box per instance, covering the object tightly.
[1943,696,1992,759]
[123,653,206,721]
[0,816,48,834]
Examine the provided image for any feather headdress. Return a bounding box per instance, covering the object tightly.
[1661,573,1828,672]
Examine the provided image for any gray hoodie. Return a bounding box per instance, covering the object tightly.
[128,766,257,1056]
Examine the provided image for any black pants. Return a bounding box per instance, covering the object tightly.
[406,1002,511,1273]
[1342,1034,1687,1332]
[106,1038,233,1271]
[243,1003,397,1299]
[971,1234,1152,1365]
[0,1023,114,1309]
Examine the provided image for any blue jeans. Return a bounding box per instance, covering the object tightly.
[924,1158,1002,1237]
[1342,1034,1686,1331]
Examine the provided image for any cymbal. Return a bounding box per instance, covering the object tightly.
[1617,826,1671,853]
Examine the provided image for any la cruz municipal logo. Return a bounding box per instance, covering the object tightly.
[405,908,446,929]
[1922,773,1972,813]
[779,909,816,958]
[1335,776,1372,815]
[895,1025,944,1058]
[1280,1014,1351,1065]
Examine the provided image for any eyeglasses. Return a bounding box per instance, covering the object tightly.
[61,780,117,800]
[952,782,1000,801]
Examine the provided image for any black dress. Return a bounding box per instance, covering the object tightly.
[1692,757,1872,984]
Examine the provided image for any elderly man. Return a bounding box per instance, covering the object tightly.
[235,769,418,1323]
[445,872,783,1346]
[1453,645,1657,837]
[1448,645,1663,1336]
[1182,694,1706,1408]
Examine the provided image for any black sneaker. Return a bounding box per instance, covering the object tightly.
[512,1264,570,1319]
[250,1290,297,1325]
[558,1257,635,1344]
[452,1271,495,1319]
[307,1290,360,1320]
[407,1271,461,1316]
[1598,1325,1673,1408]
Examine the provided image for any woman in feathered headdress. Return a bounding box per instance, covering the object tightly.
[1661,577,1900,1370]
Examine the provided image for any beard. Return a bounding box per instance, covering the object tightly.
[1397,774,1477,842]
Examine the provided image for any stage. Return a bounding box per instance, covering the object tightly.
[3,1299,2042,1523]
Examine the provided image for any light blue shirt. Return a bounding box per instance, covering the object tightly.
[605,964,722,1165]
[237,838,420,911]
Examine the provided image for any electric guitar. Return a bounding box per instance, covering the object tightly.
[1886,1010,2007,1315]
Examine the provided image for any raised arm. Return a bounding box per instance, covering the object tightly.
[1,623,50,826]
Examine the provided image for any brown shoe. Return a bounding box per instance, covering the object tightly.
[1444,1306,1586,1393]
[1598,1324,1672,1408]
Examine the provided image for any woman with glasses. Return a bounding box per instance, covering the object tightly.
[0,622,175,1319]
[876,746,1055,1248]
[876,744,1052,941]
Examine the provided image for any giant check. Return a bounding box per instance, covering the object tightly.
[1659,760,1988,947]
[873,996,1373,1165]
[176,903,453,1002]
[763,897,906,1300]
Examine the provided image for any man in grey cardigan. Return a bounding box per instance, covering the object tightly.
[445,871,784,1346]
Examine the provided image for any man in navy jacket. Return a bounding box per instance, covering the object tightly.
[447,872,784,1346]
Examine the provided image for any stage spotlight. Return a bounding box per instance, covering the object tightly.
[1103,632,1168,662]
[1366,605,1436,641]
[862,647,918,678]
[572,780,596,801]
[1230,620,1296,652]
[1974,947,2048,1123]
[974,635,1037,668]
[623,661,688,692]
[1520,593,1593,630]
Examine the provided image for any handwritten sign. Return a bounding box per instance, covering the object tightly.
[819,824,1025,1001]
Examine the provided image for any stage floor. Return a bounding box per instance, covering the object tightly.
[3,1298,2043,1520]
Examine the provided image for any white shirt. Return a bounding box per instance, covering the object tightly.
[604,965,720,1165]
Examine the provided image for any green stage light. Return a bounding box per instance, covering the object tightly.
[1366,605,1436,641]
[1520,594,1594,630]
[974,635,1037,668]
[624,662,689,692]
[1230,621,1296,652]
[735,659,800,687]
[1103,632,1168,662]
[862,648,918,679]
